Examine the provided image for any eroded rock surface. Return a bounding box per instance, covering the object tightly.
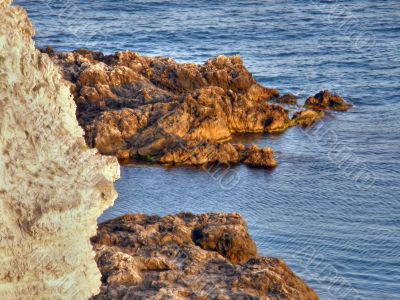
[45,49,297,167]
[242,145,278,168]
[305,90,352,111]
[91,213,318,300]
[44,49,350,168]
[275,93,298,105]
[292,110,325,128]
[0,2,119,299]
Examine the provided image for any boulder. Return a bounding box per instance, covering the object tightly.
[292,110,325,127]
[305,90,352,111]
[242,145,278,168]
[275,93,298,105]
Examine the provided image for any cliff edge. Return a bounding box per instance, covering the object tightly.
[0,1,120,299]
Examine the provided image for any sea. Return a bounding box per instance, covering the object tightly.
[15,0,400,299]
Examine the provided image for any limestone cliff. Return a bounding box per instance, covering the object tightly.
[0,1,120,299]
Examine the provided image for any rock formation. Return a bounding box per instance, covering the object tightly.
[242,145,278,168]
[91,213,319,300]
[0,1,120,299]
[44,49,351,169]
[43,49,296,168]
[275,93,298,105]
[305,90,352,111]
[292,110,325,128]
[43,48,351,169]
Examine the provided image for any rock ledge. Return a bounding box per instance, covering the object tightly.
[91,213,318,300]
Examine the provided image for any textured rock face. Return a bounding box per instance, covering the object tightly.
[275,93,298,105]
[46,49,294,167]
[242,145,278,168]
[46,49,352,169]
[292,110,325,128]
[0,1,120,299]
[305,90,352,111]
[45,49,351,169]
[91,213,318,300]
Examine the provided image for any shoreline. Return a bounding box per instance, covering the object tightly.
[44,47,350,170]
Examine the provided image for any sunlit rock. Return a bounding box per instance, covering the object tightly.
[0,1,120,299]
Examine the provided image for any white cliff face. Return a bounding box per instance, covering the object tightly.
[0,1,120,299]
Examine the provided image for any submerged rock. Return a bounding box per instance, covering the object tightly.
[91,213,319,300]
[305,90,352,111]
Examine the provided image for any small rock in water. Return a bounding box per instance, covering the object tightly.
[275,93,299,105]
[292,109,325,127]
[242,145,278,168]
[305,90,352,111]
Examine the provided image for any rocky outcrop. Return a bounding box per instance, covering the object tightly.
[304,90,352,111]
[0,2,120,299]
[45,49,299,167]
[242,145,278,168]
[91,213,318,300]
[157,141,277,168]
[292,110,325,128]
[44,49,351,168]
[275,93,298,105]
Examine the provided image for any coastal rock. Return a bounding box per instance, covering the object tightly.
[46,49,296,167]
[43,49,351,169]
[91,213,319,300]
[0,2,119,299]
[305,90,352,111]
[292,110,325,128]
[275,93,298,105]
[159,141,240,166]
[242,145,278,168]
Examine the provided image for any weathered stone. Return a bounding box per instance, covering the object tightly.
[91,213,319,300]
[47,49,293,168]
[305,90,352,111]
[242,145,278,168]
[0,2,120,299]
[275,93,298,105]
[292,110,325,127]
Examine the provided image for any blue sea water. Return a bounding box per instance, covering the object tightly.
[15,0,400,298]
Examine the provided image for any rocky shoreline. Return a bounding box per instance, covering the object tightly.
[43,48,351,169]
[91,213,318,300]
[0,0,352,297]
